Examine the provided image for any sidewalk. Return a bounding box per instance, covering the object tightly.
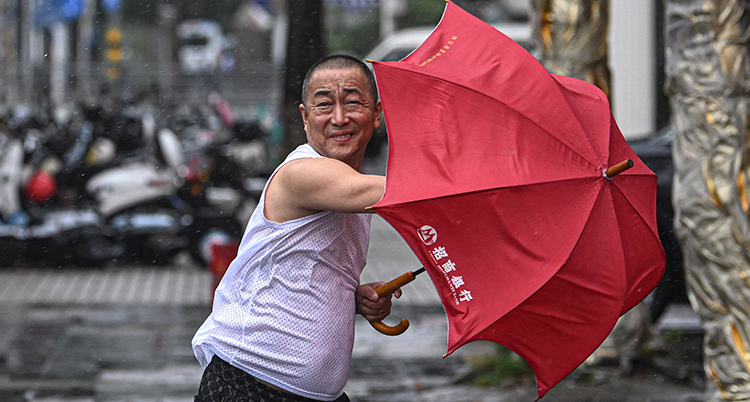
[0,216,426,307]
[0,304,705,402]
[0,216,706,402]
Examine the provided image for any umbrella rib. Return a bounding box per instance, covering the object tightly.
[382,172,603,207]
[609,176,661,236]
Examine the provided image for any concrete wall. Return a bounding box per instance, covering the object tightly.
[609,0,657,140]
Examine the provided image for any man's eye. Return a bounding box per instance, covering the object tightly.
[313,103,333,111]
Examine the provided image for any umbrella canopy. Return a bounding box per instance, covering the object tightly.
[370,1,665,398]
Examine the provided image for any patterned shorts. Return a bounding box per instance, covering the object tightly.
[194,355,350,402]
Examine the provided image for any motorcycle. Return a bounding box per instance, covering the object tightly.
[0,103,188,266]
[167,96,271,267]
[83,125,189,264]
[0,109,122,267]
[1,91,272,268]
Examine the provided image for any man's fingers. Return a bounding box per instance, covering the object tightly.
[356,281,403,320]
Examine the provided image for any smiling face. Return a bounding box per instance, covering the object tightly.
[299,67,382,170]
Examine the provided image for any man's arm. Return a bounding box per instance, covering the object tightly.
[265,157,385,223]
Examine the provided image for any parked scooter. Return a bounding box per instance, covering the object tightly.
[0,103,190,266]
[83,126,188,264]
[1,91,273,268]
[0,110,122,267]
[168,94,271,267]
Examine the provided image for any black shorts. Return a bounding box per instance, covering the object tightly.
[194,355,350,402]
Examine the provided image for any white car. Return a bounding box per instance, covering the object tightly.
[364,21,536,62]
[361,22,537,159]
[177,20,225,74]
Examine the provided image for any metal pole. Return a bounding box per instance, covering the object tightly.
[0,0,20,104]
[50,21,68,109]
[380,0,396,39]
[77,0,95,102]
[22,0,43,110]
[20,0,31,106]
[158,2,177,103]
[0,0,6,104]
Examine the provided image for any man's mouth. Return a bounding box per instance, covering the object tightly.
[330,132,354,141]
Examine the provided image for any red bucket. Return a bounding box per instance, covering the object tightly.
[208,242,239,297]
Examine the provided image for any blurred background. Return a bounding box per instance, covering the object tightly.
[0,0,667,137]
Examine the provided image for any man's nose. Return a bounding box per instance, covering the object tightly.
[331,103,349,126]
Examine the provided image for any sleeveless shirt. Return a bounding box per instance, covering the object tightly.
[192,144,372,401]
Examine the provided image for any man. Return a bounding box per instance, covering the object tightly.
[192,55,399,402]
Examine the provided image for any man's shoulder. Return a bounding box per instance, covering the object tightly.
[285,143,323,162]
[265,155,349,222]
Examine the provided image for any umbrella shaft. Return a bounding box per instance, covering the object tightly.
[375,271,417,297]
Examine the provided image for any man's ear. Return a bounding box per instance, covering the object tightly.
[299,103,308,132]
[374,100,383,129]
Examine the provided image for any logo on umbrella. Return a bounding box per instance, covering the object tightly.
[418,225,438,245]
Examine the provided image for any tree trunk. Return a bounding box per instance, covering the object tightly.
[665,1,750,400]
[279,0,325,164]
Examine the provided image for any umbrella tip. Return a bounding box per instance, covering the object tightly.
[603,159,634,180]
[365,59,374,63]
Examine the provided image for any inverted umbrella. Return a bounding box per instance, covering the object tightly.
[368,1,665,398]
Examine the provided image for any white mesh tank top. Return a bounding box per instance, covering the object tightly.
[192,144,372,401]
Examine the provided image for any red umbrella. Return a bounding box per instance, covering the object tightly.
[368,1,665,398]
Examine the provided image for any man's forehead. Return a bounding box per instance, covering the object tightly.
[309,68,368,94]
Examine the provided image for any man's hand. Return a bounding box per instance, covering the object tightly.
[356,282,403,322]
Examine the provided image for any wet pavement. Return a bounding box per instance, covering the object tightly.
[0,303,208,402]
[0,216,707,402]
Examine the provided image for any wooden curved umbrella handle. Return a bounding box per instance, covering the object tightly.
[368,268,425,336]
[369,318,411,336]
